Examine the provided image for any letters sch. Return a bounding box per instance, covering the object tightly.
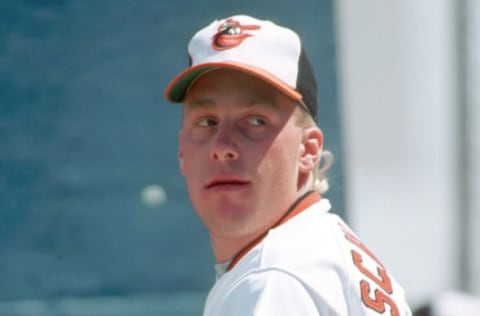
[339,223,400,316]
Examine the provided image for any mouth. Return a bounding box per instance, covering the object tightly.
[205,177,250,190]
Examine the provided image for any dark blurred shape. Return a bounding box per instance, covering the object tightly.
[413,304,432,316]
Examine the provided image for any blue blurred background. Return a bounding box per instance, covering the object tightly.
[0,0,341,314]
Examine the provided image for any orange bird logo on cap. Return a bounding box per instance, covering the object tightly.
[212,18,261,51]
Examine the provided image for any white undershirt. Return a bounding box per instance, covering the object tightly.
[214,261,231,280]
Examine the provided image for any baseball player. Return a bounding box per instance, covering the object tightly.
[165,14,411,315]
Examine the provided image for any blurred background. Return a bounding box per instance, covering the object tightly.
[0,0,479,315]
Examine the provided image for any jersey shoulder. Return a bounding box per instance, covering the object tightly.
[262,201,412,315]
[330,215,411,315]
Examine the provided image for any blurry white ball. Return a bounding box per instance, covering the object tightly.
[141,184,167,207]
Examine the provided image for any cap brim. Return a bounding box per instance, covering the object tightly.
[164,61,302,103]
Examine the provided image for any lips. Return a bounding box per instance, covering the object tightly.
[205,176,250,190]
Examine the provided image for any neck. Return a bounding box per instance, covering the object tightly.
[211,234,257,264]
[211,191,320,265]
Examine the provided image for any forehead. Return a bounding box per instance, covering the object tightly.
[182,69,295,111]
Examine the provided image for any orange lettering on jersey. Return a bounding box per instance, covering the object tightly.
[339,222,385,270]
[351,250,393,294]
[359,280,400,316]
[340,222,400,315]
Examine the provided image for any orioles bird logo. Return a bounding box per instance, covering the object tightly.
[212,18,261,51]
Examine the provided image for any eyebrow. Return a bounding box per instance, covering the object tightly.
[182,99,214,118]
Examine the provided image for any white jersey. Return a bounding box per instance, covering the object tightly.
[204,192,411,316]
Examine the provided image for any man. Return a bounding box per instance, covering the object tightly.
[165,14,411,316]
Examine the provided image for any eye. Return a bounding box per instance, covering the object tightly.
[197,117,217,127]
[246,116,266,127]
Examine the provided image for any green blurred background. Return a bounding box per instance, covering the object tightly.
[0,0,342,314]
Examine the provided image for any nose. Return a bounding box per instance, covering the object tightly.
[210,125,239,162]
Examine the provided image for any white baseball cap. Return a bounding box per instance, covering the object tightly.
[164,14,318,119]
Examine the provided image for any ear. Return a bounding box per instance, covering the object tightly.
[299,127,323,173]
[178,150,185,175]
[178,132,185,176]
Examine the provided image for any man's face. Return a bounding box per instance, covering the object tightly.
[178,69,312,247]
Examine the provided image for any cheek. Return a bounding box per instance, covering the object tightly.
[178,135,206,182]
[178,145,191,172]
[278,131,302,160]
[178,133,194,176]
[262,136,301,178]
